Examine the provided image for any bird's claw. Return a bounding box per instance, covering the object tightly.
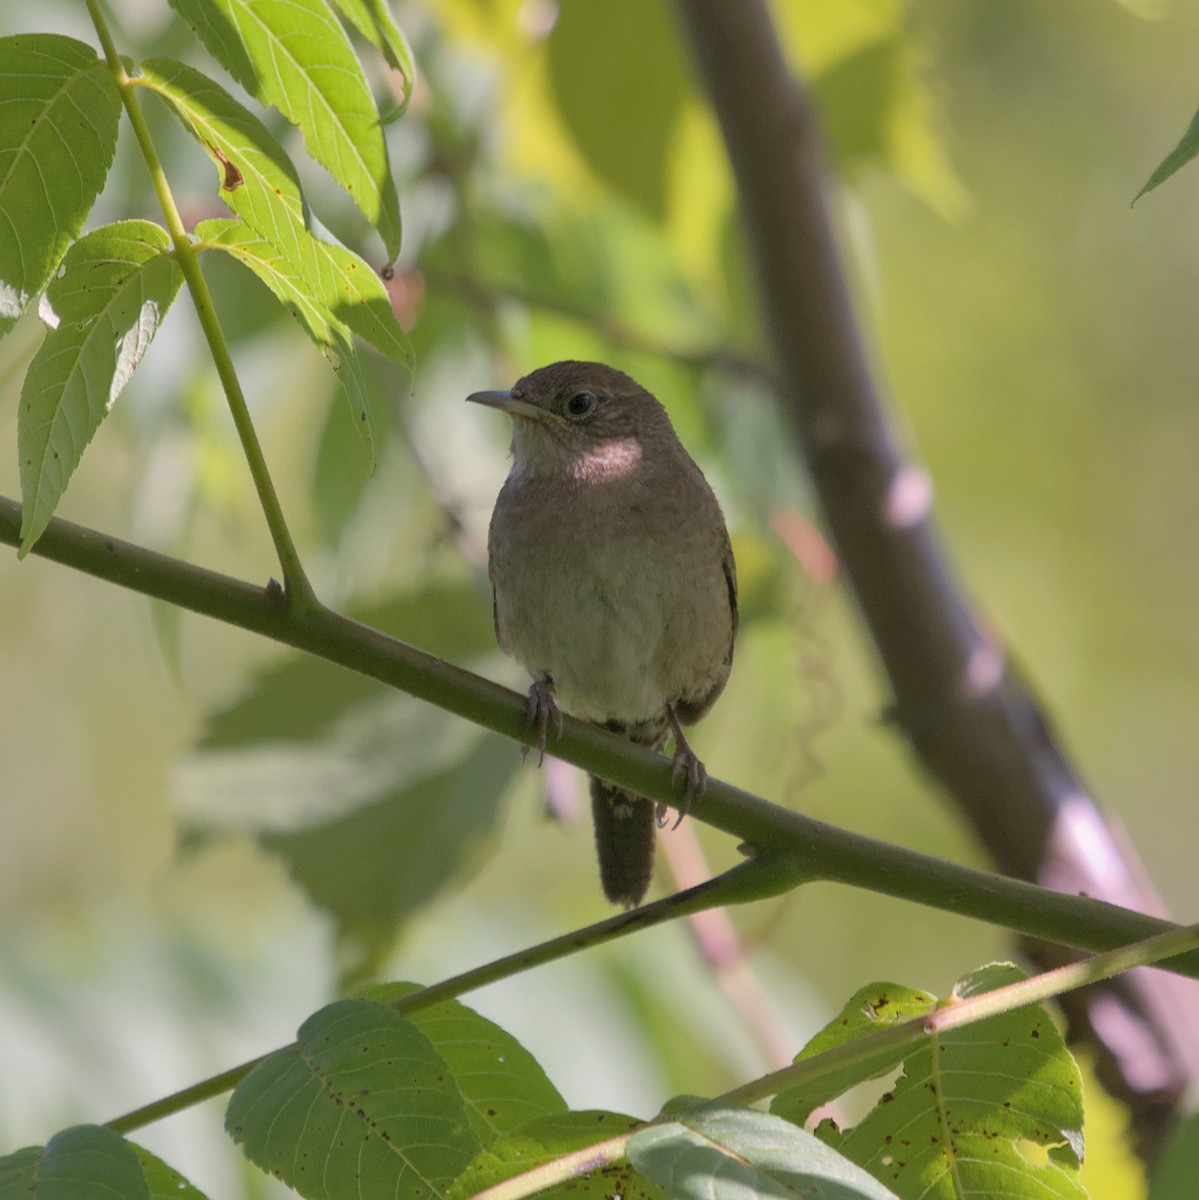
[522,679,563,766]
[656,742,707,829]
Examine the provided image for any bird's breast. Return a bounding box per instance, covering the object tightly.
[488,469,731,724]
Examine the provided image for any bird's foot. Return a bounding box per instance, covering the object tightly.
[522,678,564,766]
[656,706,707,830]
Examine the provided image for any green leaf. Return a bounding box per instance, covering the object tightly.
[260,729,518,939]
[773,965,1087,1200]
[330,0,416,100]
[18,220,183,553]
[226,999,480,1200]
[140,61,409,353]
[304,235,411,364]
[180,582,513,940]
[1151,1110,1199,1200]
[139,57,307,254]
[166,0,402,258]
[196,217,378,447]
[359,983,567,1143]
[0,1148,40,1199]
[142,59,410,455]
[546,0,687,219]
[449,1112,662,1200]
[0,35,121,339]
[771,983,937,1126]
[773,5,965,217]
[629,1104,900,1200]
[132,1144,211,1200]
[1135,105,1199,203]
[310,361,391,541]
[0,1125,150,1200]
[812,38,965,218]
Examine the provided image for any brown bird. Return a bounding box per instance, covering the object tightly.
[468,361,738,907]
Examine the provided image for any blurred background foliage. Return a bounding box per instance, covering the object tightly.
[1,0,1198,1196]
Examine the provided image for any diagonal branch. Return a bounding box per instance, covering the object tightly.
[671,0,1199,1159]
[2,494,1197,980]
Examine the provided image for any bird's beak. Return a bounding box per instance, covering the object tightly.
[465,390,548,421]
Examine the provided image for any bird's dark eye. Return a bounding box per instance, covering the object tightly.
[566,392,596,418]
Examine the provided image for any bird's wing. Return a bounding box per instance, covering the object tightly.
[722,528,739,659]
[672,532,738,726]
[487,545,508,653]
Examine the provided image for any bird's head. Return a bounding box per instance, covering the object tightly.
[467,361,675,480]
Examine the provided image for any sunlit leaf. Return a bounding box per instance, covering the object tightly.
[18,221,183,553]
[360,983,567,1143]
[139,57,307,256]
[771,2,966,217]
[141,63,409,355]
[166,0,402,257]
[0,1126,150,1200]
[772,965,1086,1200]
[305,236,411,364]
[226,999,480,1200]
[770,982,937,1124]
[630,1104,899,1200]
[448,1111,661,1200]
[197,217,378,448]
[143,61,410,455]
[0,35,121,340]
[1135,105,1199,203]
[546,0,687,219]
[331,0,416,100]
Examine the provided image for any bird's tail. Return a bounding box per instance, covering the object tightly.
[589,777,656,908]
[588,717,667,908]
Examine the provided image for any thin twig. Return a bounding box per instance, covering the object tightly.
[105,857,792,1134]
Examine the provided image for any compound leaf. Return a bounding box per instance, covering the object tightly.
[166,0,401,256]
[0,35,121,339]
[630,1105,899,1200]
[18,220,182,553]
[226,999,480,1199]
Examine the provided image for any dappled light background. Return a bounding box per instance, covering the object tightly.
[2,0,1198,1196]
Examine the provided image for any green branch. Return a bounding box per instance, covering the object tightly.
[84,0,317,611]
[468,920,1199,1200]
[3,495,1196,980]
[719,919,1199,1111]
[106,856,798,1133]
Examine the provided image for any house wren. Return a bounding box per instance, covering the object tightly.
[468,361,738,907]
